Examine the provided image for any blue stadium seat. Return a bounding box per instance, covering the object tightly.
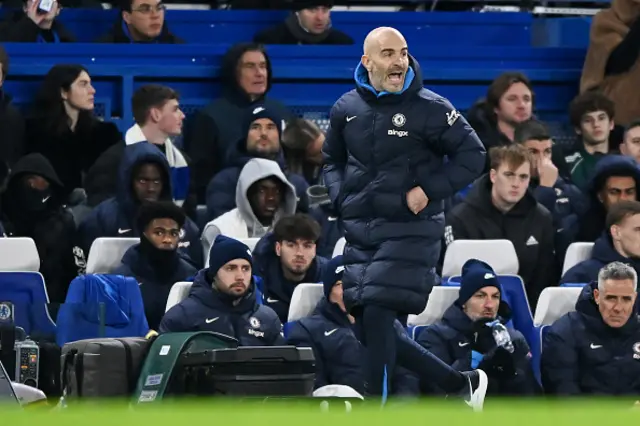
[560,282,588,287]
[0,272,56,338]
[530,324,551,384]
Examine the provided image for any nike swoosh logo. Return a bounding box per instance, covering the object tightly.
[118,228,131,234]
[205,317,219,324]
[458,342,470,347]
[590,343,602,349]
[42,196,50,203]
[266,297,279,303]
[324,329,338,336]
[346,116,357,122]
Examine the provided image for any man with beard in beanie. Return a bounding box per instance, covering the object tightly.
[113,201,197,331]
[205,104,308,221]
[159,235,285,346]
[417,259,540,396]
[322,27,487,407]
[254,1,353,45]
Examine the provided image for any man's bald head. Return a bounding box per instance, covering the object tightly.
[360,27,410,93]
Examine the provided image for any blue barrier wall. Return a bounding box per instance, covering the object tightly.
[3,43,584,131]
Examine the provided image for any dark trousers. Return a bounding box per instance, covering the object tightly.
[356,305,465,397]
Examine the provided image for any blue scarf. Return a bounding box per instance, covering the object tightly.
[37,30,60,43]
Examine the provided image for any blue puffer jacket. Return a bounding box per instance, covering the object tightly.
[309,203,343,259]
[322,56,485,314]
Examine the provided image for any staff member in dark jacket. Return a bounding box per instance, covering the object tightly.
[113,201,197,331]
[418,259,540,396]
[322,27,487,406]
[445,144,556,308]
[159,235,285,346]
[542,261,640,395]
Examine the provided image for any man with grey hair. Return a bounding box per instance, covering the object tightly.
[542,261,640,395]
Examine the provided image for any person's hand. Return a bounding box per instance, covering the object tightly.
[538,157,558,188]
[406,186,428,214]
[26,0,59,30]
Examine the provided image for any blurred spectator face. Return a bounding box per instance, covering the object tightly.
[298,6,331,34]
[611,212,640,258]
[275,238,317,277]
[24,0,60,29]
[247,118,280,157]
[577,110,613,146]
[248,177,283,221]
[215,259,252,297]
[61,71,95,111]
[598,176,637,210]
[154,99,184,137]
[144,218,180,250]
[522,138,552,178]
[489,161,530,210]
[132,163,163,202]
[329,280,347,313]
[237,50,268,99]
[494,82,532,126]
[362,30,409,93]
[123,0,165,40]
[463,286,500,322]
[622,125,640,164]
[594,278,637,328]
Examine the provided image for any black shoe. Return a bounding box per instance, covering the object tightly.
[460,370,488,412]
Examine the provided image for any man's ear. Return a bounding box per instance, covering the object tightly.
[275,241,282,257]
[122,10,132,25]
[593,288,600,305]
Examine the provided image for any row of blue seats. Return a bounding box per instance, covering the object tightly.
[0,10,593,47]
[2,44,584,131]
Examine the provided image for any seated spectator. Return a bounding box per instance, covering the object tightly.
[84,84,188,208]
[205,105,308,220]
[445,144,556,307]
[0,0,75,42]
[97,0,183,43]
[1,153,78,304]
[565,92,617,190]
[76,143,201,268]
[0,46,25,167]
[253,213,328,323]
[113,201,197,331]
[620,120,640,164]
[201,158,297,256]
[562,201,640,284]
[542,261,640,395]
[281,118,324,186]
[254,1,353,45]
[24,64,121,202]
[418,259,540,396]
[159,235,285,347]
[573,155,640,243]
[186,43,291,201]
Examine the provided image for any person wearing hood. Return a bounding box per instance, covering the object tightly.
[205,105,308,221]
[323,27,487,406]
[1,153,78,304]
[185,43,291,202]
[445,144,556,308]
[417,259,540,396]
[542,261,640,395]
[563,201,640,284]
[96,0,183,43]
[254,1,353,46]
[75,143,201,269]
[201,158,297,257]
[113,201,197,331]
[159,235,285,347]
[252,213,328,323]
[0,0,75,43]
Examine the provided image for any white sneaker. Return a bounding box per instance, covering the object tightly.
[461,369,488,412]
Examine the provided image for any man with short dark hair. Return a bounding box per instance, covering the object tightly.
[97,0,183,43]
[620,120,640,164]
[113,201,197,330]
[253,213,328,322]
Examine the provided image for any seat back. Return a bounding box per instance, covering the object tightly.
[0,272,56,336]
[407,287,459,326]
[287,283,324,322]
[85,238,139,274]
[332,238,346,258]
[441,240,519,277]
[562,242,594,276]
[165,282,193,312]
[0,238,40,272]
[534,286,582,326]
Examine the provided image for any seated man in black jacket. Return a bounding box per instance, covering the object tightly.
[96,0,183,43]
[542,261,640,396]
[418,259,540,396]
[113,201,197,331]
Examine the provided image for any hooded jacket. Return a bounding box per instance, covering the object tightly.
[253,231,329,323]
[185,44,291,201]
[561,234,640,284]
[96,16,184,43]
[1,153,78,303]
[445,174,556,307]
[158,269,285,346]
[76,143,201,267]
[542,281,640,395]
[322,56,485,314]
[201,158,297,258]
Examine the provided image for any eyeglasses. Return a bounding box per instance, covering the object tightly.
[131,3,166,14]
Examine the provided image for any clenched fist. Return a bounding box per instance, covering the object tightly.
[406,186,428,215]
